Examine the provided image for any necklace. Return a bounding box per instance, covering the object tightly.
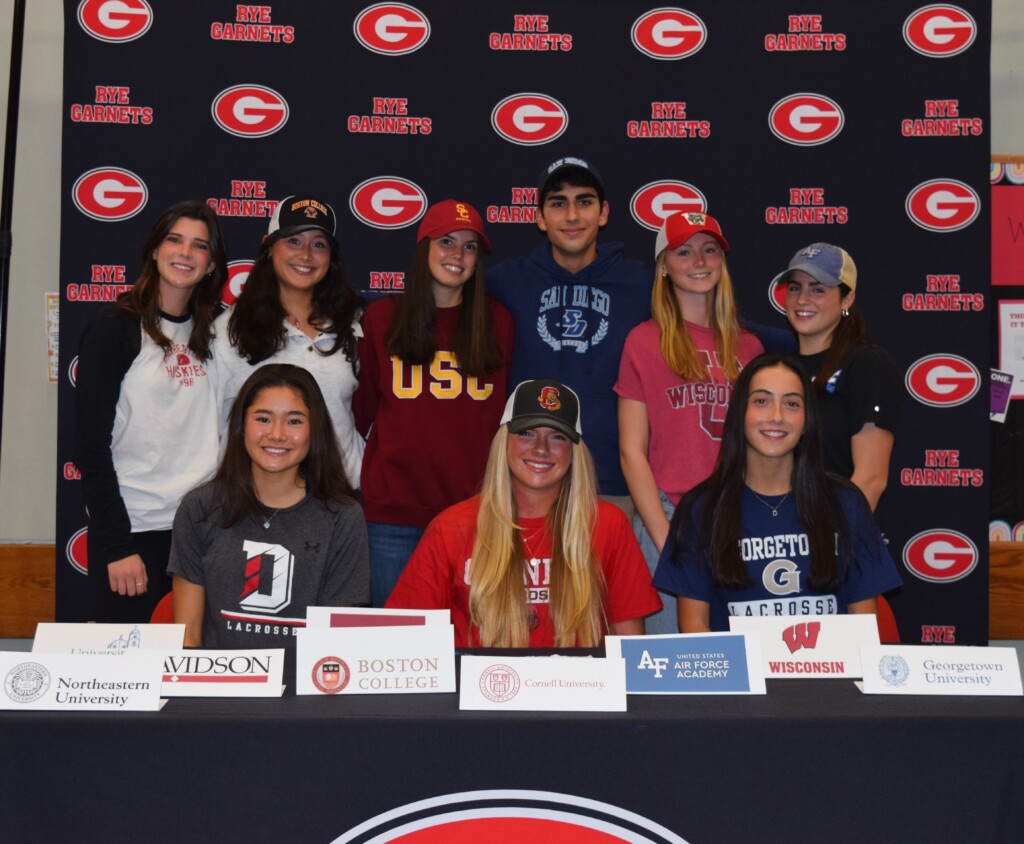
[749,489,791,517]
[261,507,281,529]
[520,525,547,561]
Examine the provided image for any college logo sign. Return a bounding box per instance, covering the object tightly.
[903,5,976,57]
[72,168,148,222]
[905,179,980,232]
[769,94,844,146]
[222,260,254,307]
[905,354,980,407]
[903,530,978,583]
[331,790,690,843]
[349,177,427,229]
[491,94,568,146]
[630,180,707,231]
[212,86,289,138]
[312,657,351,694]
[631,8,707,60]
[354,4,430,55]
[77,0,153,43]
[66,527,88,575]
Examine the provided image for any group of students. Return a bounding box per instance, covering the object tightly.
[74,155,901,650]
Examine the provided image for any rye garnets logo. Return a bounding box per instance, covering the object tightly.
[768,277,787,314]
[903,5,976,57]
[903,529,978,583]
[491,94,568,146]
[769,94,844,146]
[212,86,289,138]
[66,527,89,574]
[222,260,254,307]
[349,177,427,229]
[72,168,147,221]
[77,0,152,42]
[630,180,707,231]
[631,8,707,59]
[354,3,430,55]
[69,356,79,387]
[331,790,690,843]
[905,354,980,407]
[905,179,980,232]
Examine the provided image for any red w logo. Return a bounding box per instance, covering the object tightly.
[782,621,821,654]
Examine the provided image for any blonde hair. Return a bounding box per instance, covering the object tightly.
[651,252,744,382]
[468,427,607,647]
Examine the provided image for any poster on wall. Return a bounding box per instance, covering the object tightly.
[58,1,991,644]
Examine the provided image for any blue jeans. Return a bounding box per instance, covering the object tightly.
[367,522,425,607]
[633,491,678,635]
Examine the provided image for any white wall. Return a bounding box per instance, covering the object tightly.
[993,0,1024,152]
[0,0,63,542]
[0,0,1020,542]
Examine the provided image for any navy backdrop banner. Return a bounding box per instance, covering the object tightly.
[57,0,991,643]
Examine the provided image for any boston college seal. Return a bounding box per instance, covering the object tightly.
[312,656,350,694]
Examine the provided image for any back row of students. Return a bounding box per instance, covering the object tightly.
[74,155,901,647]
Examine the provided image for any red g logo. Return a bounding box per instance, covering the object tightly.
[905,354,980,407]
[330,790,690,843]
[769,94,844,146]
[222,260,254,307]
[72,168,148,221]
[69,356,79,387]
[349,177,427,229]
[77,0,152,43]
[66,527,88,575]
[631,8,707,59]
[903,530,978,582]
[903,5,976,57]
[630,181,707,231]
[491,94,568,146]
[905,179,980,232]
[768,278,787,315]
[354,3,430,55]
[212,86,289,138]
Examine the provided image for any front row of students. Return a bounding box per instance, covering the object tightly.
[163,359,898,649]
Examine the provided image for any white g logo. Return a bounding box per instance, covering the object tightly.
[762,559,801,595]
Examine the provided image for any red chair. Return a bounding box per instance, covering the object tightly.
[150,591,174,623]
[876,594,899,643]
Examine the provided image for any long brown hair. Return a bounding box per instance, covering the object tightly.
[212,364,356,526]
[468,427,606,647]
[227,231,361,366]
[808,284,870,393]
[118,201,227,361]
[672,354,849,591]
[383,238,504,378]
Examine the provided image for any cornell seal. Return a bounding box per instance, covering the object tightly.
[5,662,50,703]
[479,663,521,702]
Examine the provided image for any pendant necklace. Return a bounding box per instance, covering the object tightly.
[749,489,791,518]
[261,508,281,529]
[521,525,546,560]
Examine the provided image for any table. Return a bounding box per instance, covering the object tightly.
[2,672,1022,843]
